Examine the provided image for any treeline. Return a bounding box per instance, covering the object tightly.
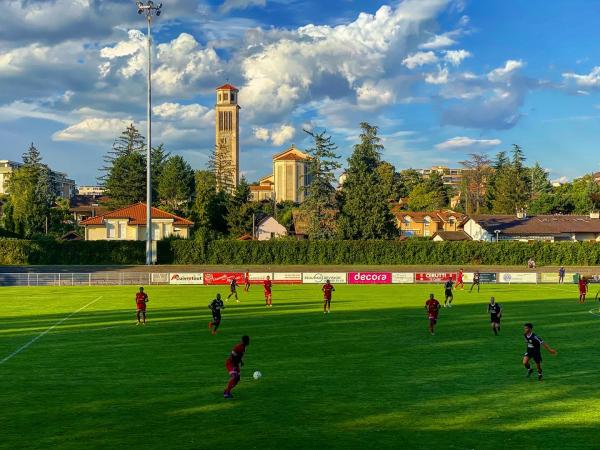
[1,238,600,266]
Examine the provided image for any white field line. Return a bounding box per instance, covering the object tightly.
[0,296,102,365]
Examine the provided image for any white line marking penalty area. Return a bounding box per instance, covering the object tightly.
[0,296,102,365]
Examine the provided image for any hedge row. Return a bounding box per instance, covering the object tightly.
[0,238,599,266]
[163,240,600,266]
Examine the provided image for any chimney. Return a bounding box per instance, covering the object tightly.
[516,209,527,219]
[590,211,600,219]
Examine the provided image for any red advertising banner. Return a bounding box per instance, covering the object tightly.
[348,272,392,284]
[203,272,245,285]
[415,273,458,283]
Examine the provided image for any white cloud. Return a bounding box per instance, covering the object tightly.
[153,102,213,126]
[563,66,600,88]
[443,49,471,66]
[53,118,133,142]
[220,0,266,13]
[271,124,296,146]
[253,127,270,142]
[356,80,396,108]
[487,59,524,82]
[419,33,456,50]
[435,136,501,150]
[0,100,69,124]
[402,51,438,69]
[425,65,449,84]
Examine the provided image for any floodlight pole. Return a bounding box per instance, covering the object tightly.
[136,1,162,265]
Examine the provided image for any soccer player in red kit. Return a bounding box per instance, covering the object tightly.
[425,293,441,335]
[135,287,149,325]
[244,271,251,292]
[224,335,250,399]
[579,276,589,303]
[456,269,464,290]
[264,276,273,307]
[322,280,334,314]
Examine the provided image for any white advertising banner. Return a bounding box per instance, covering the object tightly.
[151,273,169,283]
[302,272,347,284]
[249,272,273,282]
[499,273,537,284]
[169,273,204,285]
[273,272,303,284]
[392,273,414,284]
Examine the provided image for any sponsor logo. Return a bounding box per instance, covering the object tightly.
[302,273,347,284]
[204,273,245,285]
[392,273,414,284]
[348,272,391,284]
[169,273,204,285]
[415,273,457,283]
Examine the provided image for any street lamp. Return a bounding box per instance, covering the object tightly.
[494,230,501,243]
[136,1,162,265]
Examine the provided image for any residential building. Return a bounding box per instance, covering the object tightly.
[69,195,109,224]
[78,185,106,196]
[0,159,75,199]
[250,175,275,202]
[80,202,194,241]
[463,212,600,242]
[215,83,240,189]
[255,215,287,240]
[418,165,466,187]
[432,231,472,241]
[392,209,466,237]
[251,146,311,203]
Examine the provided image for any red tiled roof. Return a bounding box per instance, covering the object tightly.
[216,83,238,91]
[80,203,194,227]
[273,146,310,162]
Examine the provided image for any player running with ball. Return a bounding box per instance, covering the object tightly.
[224,335,250,399]
[523,323,557,381]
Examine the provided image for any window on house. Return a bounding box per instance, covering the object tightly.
[231,93,236,102]
[424,216,431,226]
[223,92,229,101]
[118,222,126,239]
[106,222,115,239]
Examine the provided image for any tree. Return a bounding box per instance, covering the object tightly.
[377,162,404,202]
[8,143,54,237]
[157,155,195,214]
[338,123,397,239]
[407,184,446,211]
[192,170,229,235]
[151,144,170,205]
[104,124,145,163]
[398,169,423,199]
[226,177,257,237]
[209,138,235,193]
[530,162,551,200]
[299,130,341,239]
[104,152,147,207]
[459,153,492,214]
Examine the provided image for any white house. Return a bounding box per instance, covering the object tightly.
[256,216,287,241]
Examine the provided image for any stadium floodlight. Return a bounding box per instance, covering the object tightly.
[134,1,163,265]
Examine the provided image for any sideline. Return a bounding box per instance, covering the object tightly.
[0,296,102,365]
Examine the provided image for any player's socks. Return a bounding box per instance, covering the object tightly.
[526,368,533,377]
[538,373,543,381]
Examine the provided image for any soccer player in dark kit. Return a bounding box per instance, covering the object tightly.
[208,293,225,335]
[487,297,502,335]
[523,323,557,381]
[224,335,250,399]
[469,270,481,293]
[135,287,149,325]
[444,278,454,307]
[425,293,441,335]
[227,277,239,303]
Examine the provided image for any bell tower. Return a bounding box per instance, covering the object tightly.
[215,83,240,189]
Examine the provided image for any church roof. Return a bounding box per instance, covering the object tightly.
[272,146,310,162]
[216,83,239,91]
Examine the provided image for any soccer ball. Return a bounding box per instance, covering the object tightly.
[253,371,262,380]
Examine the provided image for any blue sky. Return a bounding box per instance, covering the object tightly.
[1,0,600,185]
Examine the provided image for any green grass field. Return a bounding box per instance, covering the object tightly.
[1,283,599,450]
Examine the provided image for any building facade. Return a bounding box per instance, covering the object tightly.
[80,203,193,241]
[256,216,288,240]
[0,160,75,199]
[77,185,106,196]
[215,84,240,189]
[392,209,466,237]
[418,165,466,187]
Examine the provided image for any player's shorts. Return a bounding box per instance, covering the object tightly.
[524,350,542,363]
[264,290,272,296]
[136,306,146,312]
[226,361,240,377]
[230,286,237,292]
[428,314,438,324]
[324,297,331,303]
[212,313,221,322]
[445,289,453,297]
[490,316,501,324]
[580,289,587,295]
